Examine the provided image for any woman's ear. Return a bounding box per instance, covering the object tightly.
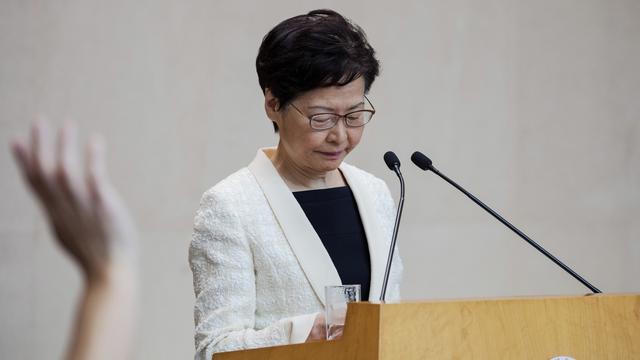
[264,89,281,121]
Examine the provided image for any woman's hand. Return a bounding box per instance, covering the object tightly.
[305,312,346,341]
[11,121,137,283]
[305,312,327,342]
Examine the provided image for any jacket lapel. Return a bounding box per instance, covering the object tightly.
[248,148,341,306]
[339,163,388,302]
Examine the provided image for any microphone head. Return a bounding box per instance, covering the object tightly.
[383,151,401,170]
[411,151,433,171]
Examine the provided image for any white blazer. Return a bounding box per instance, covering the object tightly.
[189,148,403,360]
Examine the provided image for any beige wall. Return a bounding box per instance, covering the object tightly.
[1,0,638,358]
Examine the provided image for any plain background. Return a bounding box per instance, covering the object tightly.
[1,0,638,358]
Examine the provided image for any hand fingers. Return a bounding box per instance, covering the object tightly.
[86,134,110,204]
[85,135,119,263]
[86,135,138,257]
[30,119,55,176]
[29,120,58,202]
[55,122,88,204]
[11,137,34,182]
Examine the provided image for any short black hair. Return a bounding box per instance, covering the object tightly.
[256,9,380,132]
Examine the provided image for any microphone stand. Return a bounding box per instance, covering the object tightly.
[380,162,406,302]
[413,152,601,294]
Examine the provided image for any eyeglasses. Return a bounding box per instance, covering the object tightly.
[289,95,376,131]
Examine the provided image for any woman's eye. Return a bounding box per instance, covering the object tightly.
[311,114,335,122]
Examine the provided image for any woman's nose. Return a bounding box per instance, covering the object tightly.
[326,117,348,143]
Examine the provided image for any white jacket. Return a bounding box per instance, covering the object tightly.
[189,148,403,360]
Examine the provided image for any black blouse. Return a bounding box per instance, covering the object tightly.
[293,186,371,300]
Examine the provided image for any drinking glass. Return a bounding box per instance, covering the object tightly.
[324,284,361,340]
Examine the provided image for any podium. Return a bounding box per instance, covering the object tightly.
[214,294,639,359]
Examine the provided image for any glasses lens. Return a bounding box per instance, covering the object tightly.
[346,111,373,127]
[309,111,374,130]
[310,114,339,130]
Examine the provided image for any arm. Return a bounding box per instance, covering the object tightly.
[11,121,138,360]
[67,262,137,360]
[189,189,316,359]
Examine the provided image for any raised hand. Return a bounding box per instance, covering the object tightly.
[11,120,138,360]
[11,121,137,281]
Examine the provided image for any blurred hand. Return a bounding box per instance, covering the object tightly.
[327,324,344,340]
[306,312,327,342]
[11,121,137,283]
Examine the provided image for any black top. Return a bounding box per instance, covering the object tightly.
[293,186,371,300]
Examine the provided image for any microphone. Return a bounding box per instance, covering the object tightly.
[383,151,401,170]
[380,151,406,302]
[410,151,601,293]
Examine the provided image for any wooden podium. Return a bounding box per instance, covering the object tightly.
[214,294,639,359]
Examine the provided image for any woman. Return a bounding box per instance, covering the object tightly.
[189,9,402,359]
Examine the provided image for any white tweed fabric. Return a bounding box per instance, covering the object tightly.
[189,148,403,360]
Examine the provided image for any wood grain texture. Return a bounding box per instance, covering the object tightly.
[213,294,640,360]
[213,302,380,360]
[378,294,640,359]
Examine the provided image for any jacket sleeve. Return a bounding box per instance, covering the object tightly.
[189,189,313,360]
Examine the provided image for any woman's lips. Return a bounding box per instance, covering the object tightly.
[317,150,344,159]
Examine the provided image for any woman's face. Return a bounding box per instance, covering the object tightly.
[268,78,366,175]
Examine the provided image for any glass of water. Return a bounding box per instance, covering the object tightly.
[324,284,361,340]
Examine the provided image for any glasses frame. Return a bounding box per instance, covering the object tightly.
[289,95,376,131]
